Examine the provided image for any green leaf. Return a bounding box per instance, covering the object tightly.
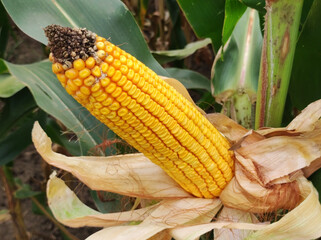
[166,68,210,91]
[177,0,225,52]
[2,0,167,76]
[15,182,41,199]
[240,0,265,12]
[90,191,131,214]
[152,38,211,64]
[0,116,34,165]
[4,60,110,154]
[0,88,36,138]
[289,0,321,110]
[0,73,25,98]
[222,0,247,45]
[212,9,262,95]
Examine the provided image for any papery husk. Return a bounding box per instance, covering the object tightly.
[32,122,191,199]
[214,207,260,240]
[170,177,321,240]
[219,161,300,213]
[86,198,221,240]
[47,172,159,227]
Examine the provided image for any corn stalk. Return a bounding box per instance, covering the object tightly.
[255,0,304,128]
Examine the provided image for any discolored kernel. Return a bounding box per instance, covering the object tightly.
[52,63,64,74]
[84,76,95,87]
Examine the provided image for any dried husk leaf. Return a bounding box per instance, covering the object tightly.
[286,99,321,132]
[86,198,221,240]
[47,172,158,227]
[247,177,321,240]
[237,134,321,184]
[219,162,300,213]
[214,207,259,240]
[32,122,191,199]
[170,178,321,240]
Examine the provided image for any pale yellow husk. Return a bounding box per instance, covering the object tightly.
[32,98,321,239]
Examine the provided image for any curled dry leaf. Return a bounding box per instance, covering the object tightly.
[32,122,190,199]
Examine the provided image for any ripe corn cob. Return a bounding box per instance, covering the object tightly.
[45,25,234,198]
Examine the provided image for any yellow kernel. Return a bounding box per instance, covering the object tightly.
[67,80,78,91]
[94,102,102,109]
[132,73,140,84]
[133,62,140,72]
[133,89,144,98]
[119,55,126,63]
[105,55,114,63]
[127,99,137,110]
[56,73,67,83]
[101,62,109,73]
[79,68,91,79]
[65,85,74,95]
[84,76,96,87]
[92,89,103,97]
[80,86,91,95]
[111,87,122,98]
[137,93,145,103]
[96,42,105,50]
[73,59,85,70]
[73,78,83,87]
[113,50,120,58]
[118,107,128,117]
[97,50,106,59]
[123,81,132,91]
[127,69,134,80]
[106,45,113,53]
[96,36,104,42]
[102,97,113,106]
[76,91,88,99]
[113,59,121,69]
[116,92,127,102]
[106,111,117,119]
[127,59,133,68]
[128,85,137,96]
[92,66,101,77]
[117,76,127,86]
[96,93,107,102]
[110,101,120,111]
[52,63,64,74]
[111,70,122,82]
[100,77,110,87]
[85,57,96,69]
[65,68,78,80]
[106,83,117,93]
[100,107,111,115]
[107,66,115,77]
[121,96,131,107]
[91,83,101,92]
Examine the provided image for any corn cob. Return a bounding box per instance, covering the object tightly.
[44,25,234,198]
